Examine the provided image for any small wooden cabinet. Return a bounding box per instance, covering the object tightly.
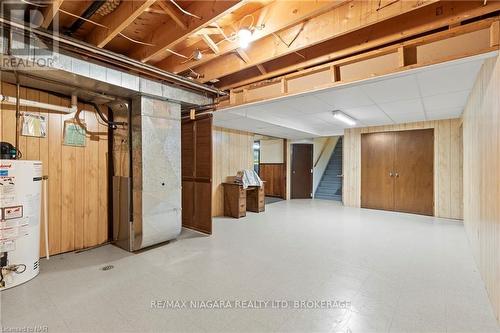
[222,183,265,218]
[223,183,247,218]
[246,185,265,213]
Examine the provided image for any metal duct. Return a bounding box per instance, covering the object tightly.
[96,0,121,16]
[65,1,107,36]
[0,17,225,96]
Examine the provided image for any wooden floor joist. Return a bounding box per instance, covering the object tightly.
[219,18,500,109]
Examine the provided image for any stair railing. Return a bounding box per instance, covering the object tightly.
[314,137,333,168]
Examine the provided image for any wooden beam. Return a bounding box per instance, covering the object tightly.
[331,65,341,83]
[86,0,157,48]
[218,1,500,89]
[156,0,348,73]
[157,0,188,30]
[41,0,64,29]
[491,20,500,47]
[398,46,418,67]
[236,49,250,63]
[185,0,445,83]
[221,18,499,109]
[256,64,267,75]
[200,34,219,54]
[129,1,245,63]
[145,7,167,14]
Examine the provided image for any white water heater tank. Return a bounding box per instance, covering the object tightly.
[0,160,42,290]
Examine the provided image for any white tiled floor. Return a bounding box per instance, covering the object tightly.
[2,199,499,333]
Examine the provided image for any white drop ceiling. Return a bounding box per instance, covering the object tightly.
[213,52,498,139]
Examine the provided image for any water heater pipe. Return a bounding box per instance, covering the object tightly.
[0,94,78,114]
[42,176,49,260]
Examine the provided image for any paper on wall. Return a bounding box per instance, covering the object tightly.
[63,121,86,147]
[21,113,47,138]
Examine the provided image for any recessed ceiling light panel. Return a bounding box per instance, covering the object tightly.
[332,110,357,126]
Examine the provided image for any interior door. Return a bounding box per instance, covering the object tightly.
[361,132,395,211]
[394,129,434,215]
[181,116,212,234]
[291,144,313,199]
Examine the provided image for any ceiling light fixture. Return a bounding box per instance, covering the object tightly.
[193,49,203,61]
[332,110,357,126]
[238,28,252,49]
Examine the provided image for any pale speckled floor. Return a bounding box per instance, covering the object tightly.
[1,199,499,333]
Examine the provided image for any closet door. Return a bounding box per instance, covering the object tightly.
[394,129,434,215]
[361,132,395,211]
[181,116,213,234]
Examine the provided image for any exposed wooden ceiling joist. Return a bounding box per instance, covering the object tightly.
[86,0,157,48]
[157,0,347,74]
[200,33,219,54]
[129,0,246,63]
[187,0,447,84]
[41,0,64,29]
[221,18,499,109]
[218,0,500,89]
[236,49,250,63]
[157,0,188,30]
[256,64,267,75]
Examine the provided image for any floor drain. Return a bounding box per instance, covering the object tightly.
[101,265,114,271]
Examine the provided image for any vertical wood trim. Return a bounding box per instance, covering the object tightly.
[211,127,254,217]
[48,94,62,255]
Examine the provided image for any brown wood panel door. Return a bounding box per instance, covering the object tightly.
[394,129,434,216]
[291,144,313,199]
[259,163,285,198]
[361,132,396,211]
[181,116,212,234]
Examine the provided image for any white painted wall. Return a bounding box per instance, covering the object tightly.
[260,139,284,163]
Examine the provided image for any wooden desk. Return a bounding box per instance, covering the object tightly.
[222,182,265,218]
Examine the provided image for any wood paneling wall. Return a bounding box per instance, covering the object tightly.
[343,119,463,219]
[259,163,285,198]
[0,82,109,257]
[212,126,254,217]
[462,56,500,323]
[182,117,213,234]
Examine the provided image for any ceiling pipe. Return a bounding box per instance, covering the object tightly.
[0,93,78,114]
[65,0,107,36]
[0,17,225,96]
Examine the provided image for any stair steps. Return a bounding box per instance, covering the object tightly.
[314,137,343,201]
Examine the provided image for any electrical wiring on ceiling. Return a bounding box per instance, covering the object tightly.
[20,0,46,7]
[166,48,190,59]
[169,0,202,20]
[238,14,255,31]
[117,33,155,46]
[57,8,156,47]
[58,9,108,28]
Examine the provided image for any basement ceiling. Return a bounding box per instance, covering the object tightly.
[213,53,497,139]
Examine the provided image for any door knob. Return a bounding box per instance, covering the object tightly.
[395,173,399,177]
[389,172,393,177]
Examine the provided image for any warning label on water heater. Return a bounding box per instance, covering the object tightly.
[3,206,23,220]
[0,177,16,207]
[0,217,29,241]
[0,240,15,252]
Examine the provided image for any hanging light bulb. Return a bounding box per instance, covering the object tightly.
[193,49,203,61]
[238,28,252,49]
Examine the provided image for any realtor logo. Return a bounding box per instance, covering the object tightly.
[0,1,59,71]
